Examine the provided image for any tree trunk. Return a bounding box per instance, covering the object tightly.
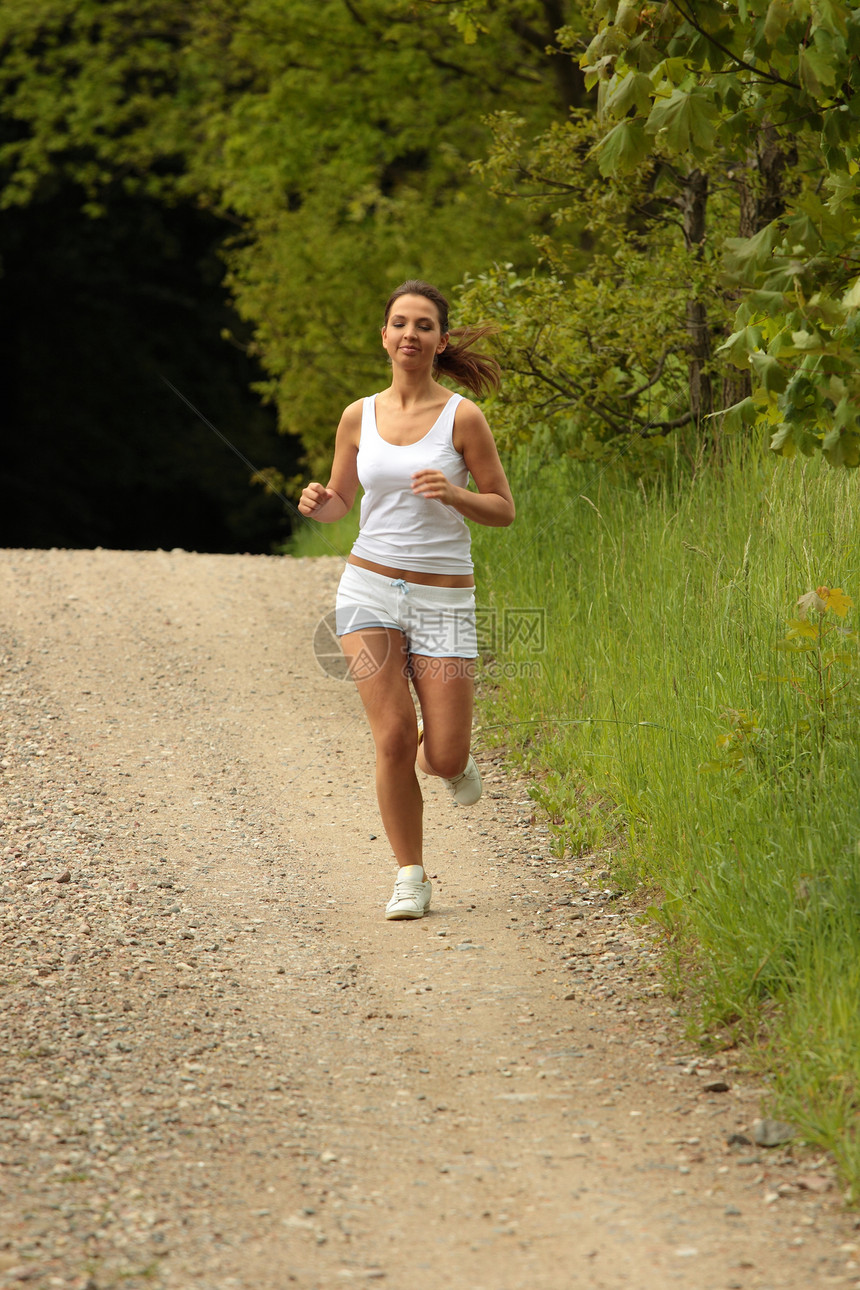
[510,2,586,113]
[721,125,797,410]
[682,169,713,427]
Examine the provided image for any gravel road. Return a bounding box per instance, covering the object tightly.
[1,548,857,1290]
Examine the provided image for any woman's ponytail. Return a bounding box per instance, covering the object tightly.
[435,324,501,399]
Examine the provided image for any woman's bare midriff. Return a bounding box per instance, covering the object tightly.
[347,554,475,588]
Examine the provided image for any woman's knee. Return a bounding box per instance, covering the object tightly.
[373,717,418,766]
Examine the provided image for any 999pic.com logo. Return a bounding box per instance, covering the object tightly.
[313,610,387,681]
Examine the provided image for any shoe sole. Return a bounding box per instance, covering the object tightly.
[385,878,432,921]
[451,785,481,806]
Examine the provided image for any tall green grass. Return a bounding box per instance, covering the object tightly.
[472,446,860,1196]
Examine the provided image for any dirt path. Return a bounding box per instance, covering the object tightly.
[1,548,857,1290]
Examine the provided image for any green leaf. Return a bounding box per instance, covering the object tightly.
[823,427,860,466]
[450,12,479,44]
[791,329,823,350]
[798,429,822,456]
[649,57,689,89]
[769,327,799,357]
[799,46,838,96]
[716,325,764,368]
[595,119,650,175]
[583,24,629,67]
[807,291,848,327]
[764,0,793,44]
[771,423,797,456]
[603,70,653,119]
[746,289,793,313]
[722,223,781,279]
[809,0,849,37]
[750,350,789,393]
[817,0,851,37]
[645,88,719,158]
[720,396,758,433]
[833,397,858,430]
[616,0,641,36]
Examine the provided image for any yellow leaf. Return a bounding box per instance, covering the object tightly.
[785,618,819,639]
[821,586,854,617]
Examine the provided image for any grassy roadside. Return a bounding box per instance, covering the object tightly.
[287,447,860,1198]
[471,445,860,1199]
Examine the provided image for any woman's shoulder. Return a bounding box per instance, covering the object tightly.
[334,398,369,448]
[451,392,492,452]
[342,394,374,415]
[338,396,373,424]
[451,392,488,429]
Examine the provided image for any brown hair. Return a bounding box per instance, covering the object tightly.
[383,279,501,398]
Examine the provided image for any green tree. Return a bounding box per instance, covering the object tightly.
[456,106,721,470]
[581,0,860,467]
[441,2,739,468]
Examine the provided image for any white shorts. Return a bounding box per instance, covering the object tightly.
[335,564,478,658]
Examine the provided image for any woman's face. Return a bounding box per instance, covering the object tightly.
[381,294,448,370]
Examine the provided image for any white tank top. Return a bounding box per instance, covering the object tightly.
[350,392,473,574]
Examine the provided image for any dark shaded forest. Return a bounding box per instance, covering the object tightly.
[1,186,298,552]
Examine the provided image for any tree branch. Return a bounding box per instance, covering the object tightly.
[667,0,801,91]
[620,348,672,400]
[340,0,368,27]
[505,354,694,438]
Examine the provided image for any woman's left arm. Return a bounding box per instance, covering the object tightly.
[411,401,515,527]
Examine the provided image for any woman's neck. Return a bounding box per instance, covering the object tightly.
[384,371,441,410]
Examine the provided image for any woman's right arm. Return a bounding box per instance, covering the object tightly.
[297,402,362,522]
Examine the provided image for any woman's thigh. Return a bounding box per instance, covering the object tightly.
[410,656,475,778]
[340,628,417,754]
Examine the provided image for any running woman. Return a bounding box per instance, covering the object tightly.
[299,281,514,920]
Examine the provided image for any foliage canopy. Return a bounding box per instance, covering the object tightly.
[581,0,860,466]
[4,0,860,473]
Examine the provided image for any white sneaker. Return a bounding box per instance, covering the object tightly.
[417,720,482,807]
[445,755,482,806]
[385,865,432,920]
